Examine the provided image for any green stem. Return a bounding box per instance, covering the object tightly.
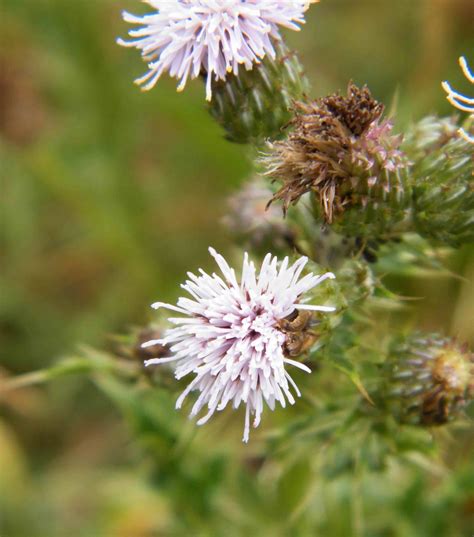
[0,356,139,393]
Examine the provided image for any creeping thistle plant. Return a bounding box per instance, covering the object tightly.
[5,3,473,535]
[115,1,473,450]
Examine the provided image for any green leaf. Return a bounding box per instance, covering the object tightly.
[275,458,313,520]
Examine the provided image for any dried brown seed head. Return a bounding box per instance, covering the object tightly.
[261,82,407,224]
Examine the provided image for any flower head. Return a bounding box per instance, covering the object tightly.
[143,247,335,442]
[262,82,408,223]
[442,56,474,144]
[117,0,315,101]
[385,333,473,426]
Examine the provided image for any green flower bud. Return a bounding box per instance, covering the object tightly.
[208,42,309,144]
[404,116,474,247]
[384,333,473,426]
[222,176,299,255]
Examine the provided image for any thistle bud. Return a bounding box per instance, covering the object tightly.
[222,176,298,254]
[262,82,411,237]
[404,116,474,247]
[384,333,473,426]
[337,259,376,305]
[208,42,309,144]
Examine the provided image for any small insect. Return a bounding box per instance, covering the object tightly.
[277,309,318,357]
[135,329,169,362]
[420,385,453,425]
[420,365,468,425]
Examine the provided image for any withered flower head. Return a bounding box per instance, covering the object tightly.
[322,83,384,136]
[385,333,473,426]
[262,82,408,223]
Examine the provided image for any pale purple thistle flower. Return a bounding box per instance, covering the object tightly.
[143,247,335,442]
[117,0,315,101]
[442,56,474,144]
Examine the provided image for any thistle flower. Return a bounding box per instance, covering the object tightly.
[442,56,474,144]
[142,248,335,442]
[262,83,410,235]
[384,333,473,426]
[118,0,316,101]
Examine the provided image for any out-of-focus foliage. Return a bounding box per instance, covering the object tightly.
[1,1,473,536]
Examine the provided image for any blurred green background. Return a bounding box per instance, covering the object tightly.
[1,0,473,535]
